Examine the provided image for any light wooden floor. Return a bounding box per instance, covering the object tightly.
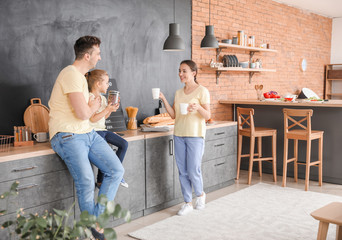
[115,170,342,239]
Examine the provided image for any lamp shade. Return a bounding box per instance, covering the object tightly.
[163,23,185,51]
[200,25,218,49]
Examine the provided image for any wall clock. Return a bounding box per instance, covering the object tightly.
[301,58,307,72]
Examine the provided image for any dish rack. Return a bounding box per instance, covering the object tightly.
[0,135,14,152]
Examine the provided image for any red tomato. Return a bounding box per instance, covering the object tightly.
[270,93,276,98]
[263,92,270,98]
[276,95,280,98]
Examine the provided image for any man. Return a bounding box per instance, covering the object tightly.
[48,36,124,239]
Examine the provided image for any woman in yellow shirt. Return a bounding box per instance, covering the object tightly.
[160,60,211,216]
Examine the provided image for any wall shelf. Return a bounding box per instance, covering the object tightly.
[210,43,277,84]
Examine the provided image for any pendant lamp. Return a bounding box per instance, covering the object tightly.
[200,0,218,49]
[163,0,185,51]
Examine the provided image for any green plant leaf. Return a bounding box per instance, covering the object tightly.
[104,228,117,240]
[97,194,108,205]
[0,210,7,216]
[70,226,84,238]
[84,227,93,238]
[2,220,13,228]
[54,208,68,217]
[22,220,34,235]
[113,204,122,217]
[10,181,19,192]
[54,214,62,226]
[97,212,110,227]
[106,201,115,214]
[36,217,47,228]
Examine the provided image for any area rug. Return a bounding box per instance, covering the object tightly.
[129,183,342,240]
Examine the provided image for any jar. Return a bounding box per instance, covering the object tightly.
[248,36,255,47]
[127,117,137,130]
[237,31,244,46]
[108,90,119,105]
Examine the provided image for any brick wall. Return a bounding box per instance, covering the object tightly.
[192,0,332,120]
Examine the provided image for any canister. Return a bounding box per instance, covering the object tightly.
[108,90,120,105]
[237,31,244,45]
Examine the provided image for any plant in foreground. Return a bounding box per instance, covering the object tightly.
[1,181,130,239]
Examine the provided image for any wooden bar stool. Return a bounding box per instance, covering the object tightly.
[282,108,323,191]
[311,202,342,240]
[236,107,277,185]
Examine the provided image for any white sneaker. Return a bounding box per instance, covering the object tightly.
[195,192,206,210]
[177,203,193,216]
[120,178,129,188]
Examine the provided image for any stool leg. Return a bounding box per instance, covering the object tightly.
[336,225,342,240]
[258,136,262,177]
[272,132,277,182]
[248,136,255,185]
[317,221,329,240]
[318,136,323,187]
[294,139,298,182]
[282,136,288,187]
[237,134,243,180]
[305,139,312,191]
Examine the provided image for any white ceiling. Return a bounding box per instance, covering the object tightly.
[273,0,342,18]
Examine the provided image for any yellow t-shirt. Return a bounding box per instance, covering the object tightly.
[48,65,92,139]
[89,93,107,131]
[174,85,210,138]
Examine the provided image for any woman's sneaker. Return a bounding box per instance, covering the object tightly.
[177,203,193,216]
[90,227,105,240]
[195,192,206,210]
[120,178,129,188]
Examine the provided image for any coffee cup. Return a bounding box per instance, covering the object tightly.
[152,88,160,100]
[180,103,189,115]
[33,132,49,142]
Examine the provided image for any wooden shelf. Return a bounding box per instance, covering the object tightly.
[218,43,277,53]
[324,64,342,99]
[210,43,277,84]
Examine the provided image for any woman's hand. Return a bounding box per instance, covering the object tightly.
[188,103,199,112]
[159,92,166,102]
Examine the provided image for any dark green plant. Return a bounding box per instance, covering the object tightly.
[1,181,130,240]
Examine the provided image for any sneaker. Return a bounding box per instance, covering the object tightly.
[90,227,105,240]
[177,203,193,216]
[120,178,129,188]
[195,192,206,210]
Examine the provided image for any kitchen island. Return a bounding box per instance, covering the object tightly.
[220,99,342,185]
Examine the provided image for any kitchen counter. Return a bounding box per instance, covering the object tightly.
[219,99,342,107]
[0,121,236,163]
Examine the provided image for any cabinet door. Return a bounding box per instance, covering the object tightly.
[145,135,174,208]
[114,139,145,214]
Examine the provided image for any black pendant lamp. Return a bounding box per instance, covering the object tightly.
[163,0,185,51]
[200,0,218,49]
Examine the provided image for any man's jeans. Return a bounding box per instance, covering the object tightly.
[50,130,124,217]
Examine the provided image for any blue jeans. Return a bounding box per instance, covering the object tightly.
[174,136,205,203]
[50,130,124,217]
[96,131,128,183]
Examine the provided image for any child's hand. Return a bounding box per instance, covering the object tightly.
[107,103,119,112]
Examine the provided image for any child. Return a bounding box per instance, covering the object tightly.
[86,69,129,188]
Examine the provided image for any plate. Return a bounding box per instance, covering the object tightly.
[302,88,319,99]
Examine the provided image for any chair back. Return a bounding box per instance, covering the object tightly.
[283,108,313,136]
[237,107,255,134]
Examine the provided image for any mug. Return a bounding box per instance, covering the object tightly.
[33,132,49,142]
[152,88,160,100]
[179,103,189,115]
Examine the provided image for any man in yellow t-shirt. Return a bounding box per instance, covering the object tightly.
[48,36,124,238]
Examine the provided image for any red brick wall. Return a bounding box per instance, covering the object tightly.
[192,0,332,120]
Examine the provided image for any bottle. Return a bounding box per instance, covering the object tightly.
[237,31,244,46]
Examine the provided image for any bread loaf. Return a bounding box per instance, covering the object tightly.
[143,112,172,124]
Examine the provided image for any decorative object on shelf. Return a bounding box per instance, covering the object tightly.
[300,58,307,72]
[200,0,218,49]
[255,84,263,100]
[163,0,185,51]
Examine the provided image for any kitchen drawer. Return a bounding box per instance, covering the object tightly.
[202,155,236,189]
[203,136,237,162]
[0,154,66,183]
[205,126,237,141]
[0,170,73,214]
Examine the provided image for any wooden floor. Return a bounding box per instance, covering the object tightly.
[115,170,342,239]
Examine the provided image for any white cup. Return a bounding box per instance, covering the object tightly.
[152,88,160,99]
[180,103,189,115]
[33,132,49,142]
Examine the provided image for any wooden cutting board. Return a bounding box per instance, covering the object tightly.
[23,98,49,134]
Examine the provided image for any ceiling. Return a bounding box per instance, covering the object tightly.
[273,0,342,18]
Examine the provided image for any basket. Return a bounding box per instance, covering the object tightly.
[0,135,14,152]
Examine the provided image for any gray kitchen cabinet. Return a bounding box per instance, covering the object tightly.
[145,135,174,209]
[112,139,145,226]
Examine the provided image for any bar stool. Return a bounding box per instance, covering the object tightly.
[236,107,277,185]
[282,108,323,191]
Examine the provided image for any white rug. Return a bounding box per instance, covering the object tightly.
[129,183,342,240]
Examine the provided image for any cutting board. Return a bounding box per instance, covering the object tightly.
[23,98,49,134]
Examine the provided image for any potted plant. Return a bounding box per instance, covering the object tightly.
[1,181,130,239]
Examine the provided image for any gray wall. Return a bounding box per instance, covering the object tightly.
[0,0,191,135]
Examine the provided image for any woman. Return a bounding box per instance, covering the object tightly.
[160,60,211,216]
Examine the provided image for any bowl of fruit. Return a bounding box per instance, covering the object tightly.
[263,91,280,100]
